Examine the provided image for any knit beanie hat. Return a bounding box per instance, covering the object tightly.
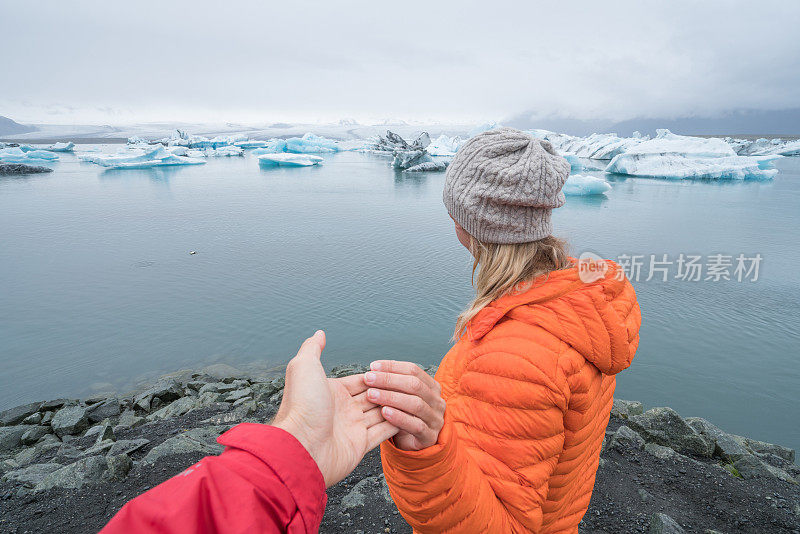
[443,127,571,244]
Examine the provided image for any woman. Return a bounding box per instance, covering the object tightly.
[363,128,641,533]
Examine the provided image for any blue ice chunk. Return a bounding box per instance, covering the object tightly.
[284,133,339,153]
[258,153,323,167]
[563,174,612,196]
[78,146,206,169]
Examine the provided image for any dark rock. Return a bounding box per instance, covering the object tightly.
[685,417,751,462]
[33,456,107,492]
[87,398,121,423]
[104,454,132,481]
[141,427,225,465]
[113,410,145,433]
[734,435,795,463]
[85,421,114,442]
[200,363,244,383]
[0,163,53,176]
[21,412,43,425]
[50,405,90,437]
[628,407,714,457]
[611,399,644,419]
[0,402,42,426]
[108,438,150,456]
[1,463,62,487]
[733,454,796,483]
[39,399,72,412]
[649,512,685,533]
[225,388,252,403]
[610,426,645,451]
[0,425,37,452]
[133,379,182,412]
[40,411,53,425]
[20,426,50,445]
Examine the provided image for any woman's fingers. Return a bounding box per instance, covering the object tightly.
[366,388,441,427]
[363,370,440,406]
[381,406,432,444]
[370,360,438,390]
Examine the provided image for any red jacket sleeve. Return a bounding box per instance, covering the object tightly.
[101,423,327,534]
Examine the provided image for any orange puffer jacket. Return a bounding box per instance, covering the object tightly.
[381,260,641,533]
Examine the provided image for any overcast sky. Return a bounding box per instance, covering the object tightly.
[1,0,798,125]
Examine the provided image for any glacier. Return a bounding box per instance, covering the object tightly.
[563,174,612,196]
[78,146,206,169]
[258,153,323,167]
[605,130,779,180]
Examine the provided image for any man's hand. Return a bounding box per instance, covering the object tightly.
[272,331,398,487]
[363,360,446,451]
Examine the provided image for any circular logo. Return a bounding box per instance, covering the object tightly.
[578,252,608,283]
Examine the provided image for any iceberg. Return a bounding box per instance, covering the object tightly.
[78,146,206,169]
[403,160,448,172]
[727,137,800,157]
[284,133,340,153]
[605,131,779,180]
[427,134,465,156]
[19,142,74,153]
[234,140,270,149]
[365,131,447,172]
[535,131,647,161]
[127,136,149,145]
[563,174,612,196]
[258,153,323,167]
[0,147,59,165]
[177,146,244,158]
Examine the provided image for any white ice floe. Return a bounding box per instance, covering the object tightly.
[78,146,206,169]
[533,131,647,161]
[258,153,323,167]
[427,134,465,156]
[726,137,800,157]
[563,174,612,196]
[0,147,60,165]
[605,130,779,180]
[22,141,75,153]
[234,140,270,149]
[249,140,288,154]
[127,136,149,145]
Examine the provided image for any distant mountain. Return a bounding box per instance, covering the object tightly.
[506,109,800,137]
[0,115,36,136]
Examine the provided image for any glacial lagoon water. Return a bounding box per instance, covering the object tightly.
[1,148,799,454]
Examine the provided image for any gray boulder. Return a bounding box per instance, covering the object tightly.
[225,388,252,403]
[13,435,61,467]
[732,435,795,463]
[611,399,644,419]
[22,412,43,425]
[87,398,121,423]
[34,456,107,492]
[108,438,150,456]
[649,513,685,533]
[609,425,645,451]
[142,426,226,465]
[0,425,37,452]
[2,463,63,487]
[133,379,183,412]
[21,426,50,445]
[50,405,90,437]
[0,402,42,426]
[339,474,393,511]
[39,399,72,411]
[732,454,797,484]
[200,363,244,383]
[104,454,132,481]
[85,421,115,442]
[685,417,751,462]
[628,407,714,457]
[114,410,145,433]
[645,443,681,460]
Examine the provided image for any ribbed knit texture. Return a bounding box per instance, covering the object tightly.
[443,127,571,244]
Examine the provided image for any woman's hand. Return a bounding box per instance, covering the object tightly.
[363,360,446,451]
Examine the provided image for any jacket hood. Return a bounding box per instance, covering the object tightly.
[465,260,640,375]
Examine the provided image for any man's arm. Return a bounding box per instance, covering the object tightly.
[102,424,326,534]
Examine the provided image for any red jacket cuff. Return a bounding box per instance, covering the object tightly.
[218,423,327,531]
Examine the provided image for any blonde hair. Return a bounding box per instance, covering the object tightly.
[453,235,571,340]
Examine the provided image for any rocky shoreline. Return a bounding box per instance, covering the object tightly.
[1,364,798,534]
